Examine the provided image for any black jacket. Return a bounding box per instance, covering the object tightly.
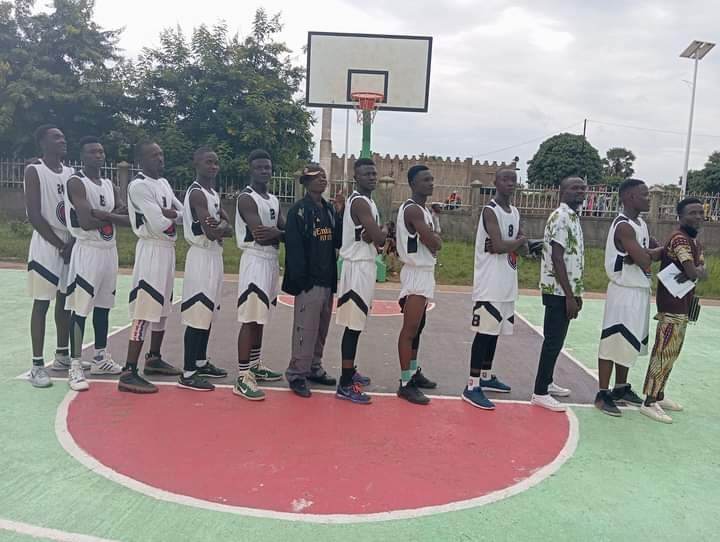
[282,194,342,296]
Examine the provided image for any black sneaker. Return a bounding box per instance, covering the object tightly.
[289,378,312,398]
[143,353,182,376]
[196,362,227,379]
[594,390,621,417]
[397,379,430,405]
[307,372,337,386]
[412,368,437,389]
[178,373,215,392]
[611,384,643,406]
[118,367,158,394]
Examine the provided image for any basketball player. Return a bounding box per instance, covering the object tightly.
[119,141,183,393]
[396,165,440,405]
[462,168,528,410]
[178,148,231,391]
[335,158,386,404]
[24,125,75,388]
[595,179,663,416]
[64,137,130,391]
[234,150,284,401]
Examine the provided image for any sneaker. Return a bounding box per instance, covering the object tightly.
[412,368,437,389]
[178,373,215,392]
[640,402,673,424]
[30,366,52,388]
[611,384,643,406]
[118,367,158,394]
[196,361,227,379]
[480,375,511,393]
[547,382,571,397]
[288,378,312,398]
[143,353,182,376]
[352,369,371,387]
[250,361,282,382]
[531,393,567,412]
[336,383,372,404]
[52,356,91,371]
[462,387,496,410]
[658,398,683,412]
[594,390,621,417]
[90,353,123,375]
[68,361,89,392]
[307,372,337,386]
[397,379,430,405]
[233,372,265,401]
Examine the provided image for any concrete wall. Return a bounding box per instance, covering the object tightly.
[0,187,26,220]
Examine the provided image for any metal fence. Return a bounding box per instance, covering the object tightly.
[0,159,141,188]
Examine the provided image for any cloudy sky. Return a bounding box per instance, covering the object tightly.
[92,0,720,185]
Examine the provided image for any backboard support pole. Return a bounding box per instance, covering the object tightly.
[360,110,372,159]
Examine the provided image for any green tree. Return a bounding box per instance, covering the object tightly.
[126,9,313,188]
[0,0,130,159]
[601,147,635,186]
[527,133,602,186]
[687,151,720,194]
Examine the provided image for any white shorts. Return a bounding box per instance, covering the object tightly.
[336,260,376,331]
[128,239,175,323]
[471,300,515,335]
[27,231,71,300]
[181,245,224,330]
[237,250,279,325]
[65,241,118,316]
[598,282,650,368]
[399,265,435,301]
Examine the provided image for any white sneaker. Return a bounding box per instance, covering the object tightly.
[68,361,89,391]
[547,382,571,397]
[531,393,567,412]
[658,398,683,412]
[52,355,91,371]
[90,353,123,375]
[640,402,672,423]
[30,366,52,388]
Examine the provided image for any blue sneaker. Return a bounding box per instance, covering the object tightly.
[480,375,511,393]
[336,383,372,404]
[352,369,371,387]
[462,387,495,410]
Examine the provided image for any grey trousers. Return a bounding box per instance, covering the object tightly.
[285,286,333,382]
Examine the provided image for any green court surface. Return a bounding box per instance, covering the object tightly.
[0,268,718,542]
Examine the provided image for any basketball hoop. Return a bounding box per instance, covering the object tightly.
[351,91,384,123]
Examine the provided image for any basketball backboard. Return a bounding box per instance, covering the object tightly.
[305,32,432,112]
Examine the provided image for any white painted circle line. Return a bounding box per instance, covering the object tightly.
[55,390,579,524]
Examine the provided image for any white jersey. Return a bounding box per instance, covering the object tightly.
[64,171,116,244]
[127,172,182,244]
[604,213,651,289]
[25,159,74,239]
[397,200,436,268]
[235,186,279,258]
[183,182,222,251]
[340,191,380,262]
[473,199,520,302]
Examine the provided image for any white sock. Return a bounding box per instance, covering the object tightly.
[183,370,196,378]
[94,349,105,361]
[468,376,480,390]
[196,359,208,368]
[480,370,491,380]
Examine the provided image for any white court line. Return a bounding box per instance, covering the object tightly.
[55,388,580,524]
[0,518,120,542]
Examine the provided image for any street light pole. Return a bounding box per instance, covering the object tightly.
[679,40,715,195]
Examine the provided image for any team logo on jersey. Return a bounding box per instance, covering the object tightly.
[164,223,176,237]
[56,201,67,225]
[99,223,114,241]
[507,251,518,270]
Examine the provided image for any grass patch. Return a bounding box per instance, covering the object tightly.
[2,221,719,297]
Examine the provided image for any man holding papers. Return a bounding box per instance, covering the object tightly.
[641,197,707,423]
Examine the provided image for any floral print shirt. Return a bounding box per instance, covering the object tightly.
[540,202,585,297]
